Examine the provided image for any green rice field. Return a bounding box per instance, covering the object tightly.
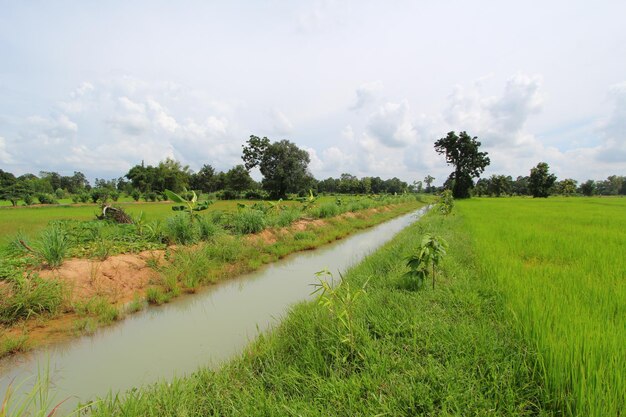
[456,197,625,416]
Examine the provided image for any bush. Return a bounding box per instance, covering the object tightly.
[216,190,240,200]
[36,193,57,205]
[131,189,141,201]
[54,188,65,199]
[232,209,266,234]
[23,194,34,205]
[244,189,267,200]
[165,214,197,244]
[143,191,158,202]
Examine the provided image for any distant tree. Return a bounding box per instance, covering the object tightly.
[242,135,311,199]
[190,164,217,193]
[557,178,578,196]
[528,162,557,198]
[225,164,256,192]
[434,131,490,199]
[423,175,435,193]
[579,180,596,196]
[487,175,512,197]
[511,175,530,196]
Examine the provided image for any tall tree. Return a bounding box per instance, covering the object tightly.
[423,175,435,193]
[528,162,557,198]
[434,131,490,198]
[242,135,311,199]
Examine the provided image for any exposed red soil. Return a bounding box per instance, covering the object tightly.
[39,250,165,304]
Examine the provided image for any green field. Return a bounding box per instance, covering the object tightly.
[0,199,306,244]
[456,197,625,416]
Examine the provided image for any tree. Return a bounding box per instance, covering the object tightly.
[579,180,595,196]
[225,164,255,192]
[434,131,490,199]
[556,178,577,196]
[190,164,217,193]
[423,175,435,193]
[528,162,557,198]
[242,135,311,199]
[487,175,512,197]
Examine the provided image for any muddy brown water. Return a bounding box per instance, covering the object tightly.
[0,208,427,412]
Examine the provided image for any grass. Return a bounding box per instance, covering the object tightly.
[83,204,551,416]
[73,297,120,325]
[456,197,626,417]
[0,274,65,326]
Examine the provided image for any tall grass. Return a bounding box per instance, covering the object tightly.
[0,275,64,325]
[165,214,197,244]
[36,225,69,267]
[231,209,266,234]
[457,197,626,417]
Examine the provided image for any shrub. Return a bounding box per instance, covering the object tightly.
[232,209,266,234]
[23,194,34,205]
[244,189,267,200]
[131,189,141,201]
[216,189,240,200]
[36,194,57,205]
[143,191,158,202]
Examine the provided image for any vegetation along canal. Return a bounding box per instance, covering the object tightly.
[0,207,429,411]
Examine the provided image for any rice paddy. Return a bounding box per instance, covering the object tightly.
[456,197,626,417]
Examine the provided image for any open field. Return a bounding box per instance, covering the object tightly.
[0,198,307,244]
[457,197,626,417]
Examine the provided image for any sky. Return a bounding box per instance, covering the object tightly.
[1,0,625,186]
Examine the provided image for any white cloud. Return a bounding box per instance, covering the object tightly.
[0,136,13,164]
[351,81,383,110]
[596,82,626,163]
[366,100,417,148]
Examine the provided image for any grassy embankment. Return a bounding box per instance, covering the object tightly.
[0,196,425,357]
[74,205,551,416]
[457,197,625,417]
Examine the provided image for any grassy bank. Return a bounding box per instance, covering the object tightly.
[1,198,425,358]
[456,197,626,417]
[79,207,550,416]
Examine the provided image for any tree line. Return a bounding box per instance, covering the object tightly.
[2,132,624,206]
[0,136,412,206]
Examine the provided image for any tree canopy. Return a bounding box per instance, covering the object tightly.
[434,131,490,198]
[242,135,311,199]
[528,162,557,198]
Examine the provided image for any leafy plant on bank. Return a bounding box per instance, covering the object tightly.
[164,189,212,216]
[438,189,454,215]
[404,233,448,290]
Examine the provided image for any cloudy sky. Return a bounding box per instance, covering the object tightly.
[1,0,625,185]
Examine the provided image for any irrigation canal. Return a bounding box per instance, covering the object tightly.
[0,207,428,411]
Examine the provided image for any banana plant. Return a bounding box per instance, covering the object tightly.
[164,189,212,216]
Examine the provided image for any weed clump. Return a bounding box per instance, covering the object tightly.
[232,209,266,234]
